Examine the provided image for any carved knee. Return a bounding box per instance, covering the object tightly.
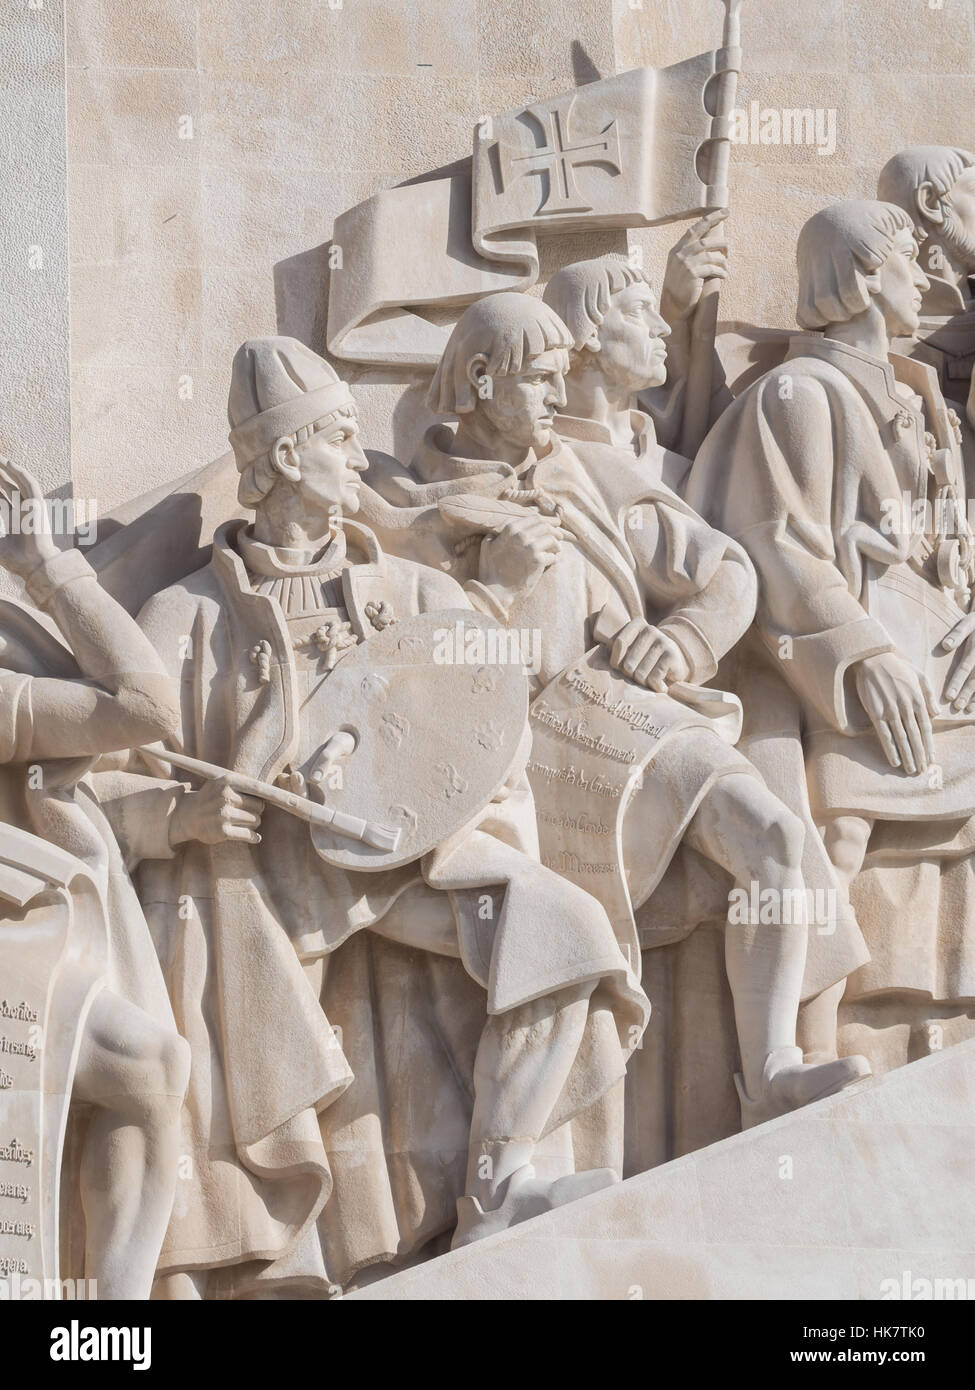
[766,807,805,876]
[823,818,871,887]
[733,780,806,876]
[119,1030,190,1126]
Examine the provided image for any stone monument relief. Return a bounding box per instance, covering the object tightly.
[2,0,975,1310]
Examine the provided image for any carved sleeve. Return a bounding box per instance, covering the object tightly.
[695,373,895,731]
[0,552,182,760]
[85,768,185,866]
[626,499,757,684]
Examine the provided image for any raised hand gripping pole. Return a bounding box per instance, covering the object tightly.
[678,0,743,461]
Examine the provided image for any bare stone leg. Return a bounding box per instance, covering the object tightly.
[72,989,190,1300]
[685,774,870,1125]
[797,979,848,1063]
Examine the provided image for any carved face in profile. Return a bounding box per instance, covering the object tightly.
[939,167,975,270]
[275,410,367,519]
[873,228,930,338]
[589,281,670,393]
[469,348,567,452]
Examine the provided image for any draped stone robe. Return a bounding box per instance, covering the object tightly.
[364,422,826,939]
[132,518,647,1296]
[685,333,975,1038]
[0,600,177,1050]
[0,601,180,1286]
[362,415,877,1169]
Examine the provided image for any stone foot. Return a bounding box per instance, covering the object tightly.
[451,1164,618,1250]
[736,1046,871,1130]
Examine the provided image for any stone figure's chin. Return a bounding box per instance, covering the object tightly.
[639,359,667,390]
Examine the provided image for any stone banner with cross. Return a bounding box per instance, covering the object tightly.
[326,53,728,366]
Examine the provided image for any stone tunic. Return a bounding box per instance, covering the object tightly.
[237,529,359,770]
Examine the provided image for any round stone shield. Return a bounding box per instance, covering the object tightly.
[303,608,529,871]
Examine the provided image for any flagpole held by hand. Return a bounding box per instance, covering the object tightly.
[678,0,743,461]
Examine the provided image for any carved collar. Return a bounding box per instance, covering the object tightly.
[215,518,383,572]
[237,527,349,580]
[212,518,393,640]
[412,423,569,484]
[785,334,929,416]
[554,409,655,457]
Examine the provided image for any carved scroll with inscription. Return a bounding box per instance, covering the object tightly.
[0,825,101,1293]
[528,648,743,971]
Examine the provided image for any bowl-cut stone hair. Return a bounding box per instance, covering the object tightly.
[796,200,917,330]
[543,254,653,353]
[878,146,975,236]
[428,291,573,416]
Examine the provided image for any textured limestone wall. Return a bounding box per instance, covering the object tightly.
[50,0,975,511]
[1,0,71,500]
[64,0,620,510]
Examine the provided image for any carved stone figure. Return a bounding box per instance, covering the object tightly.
[539,251,878,1147]
[0,460,189,1299]
[878,147,975,319]
[686,199,975,1074]
[634,209,732,452]
[361,289,870,1131]
[13,0,975,1303]
[129,337,648,1296]
[877,147,975,452]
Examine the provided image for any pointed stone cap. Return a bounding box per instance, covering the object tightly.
[227,336,353,466]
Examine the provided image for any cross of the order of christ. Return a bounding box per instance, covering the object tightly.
[498,94,623,216]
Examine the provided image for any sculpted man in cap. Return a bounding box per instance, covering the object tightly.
[132,335,648,1296]
[361,289,869,1130]
[877,147,975,442]
[685,199,975,1071]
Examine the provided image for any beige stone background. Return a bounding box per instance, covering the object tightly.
[20,0,975,512]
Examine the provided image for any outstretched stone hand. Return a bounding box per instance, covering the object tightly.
[0,457,59,578]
